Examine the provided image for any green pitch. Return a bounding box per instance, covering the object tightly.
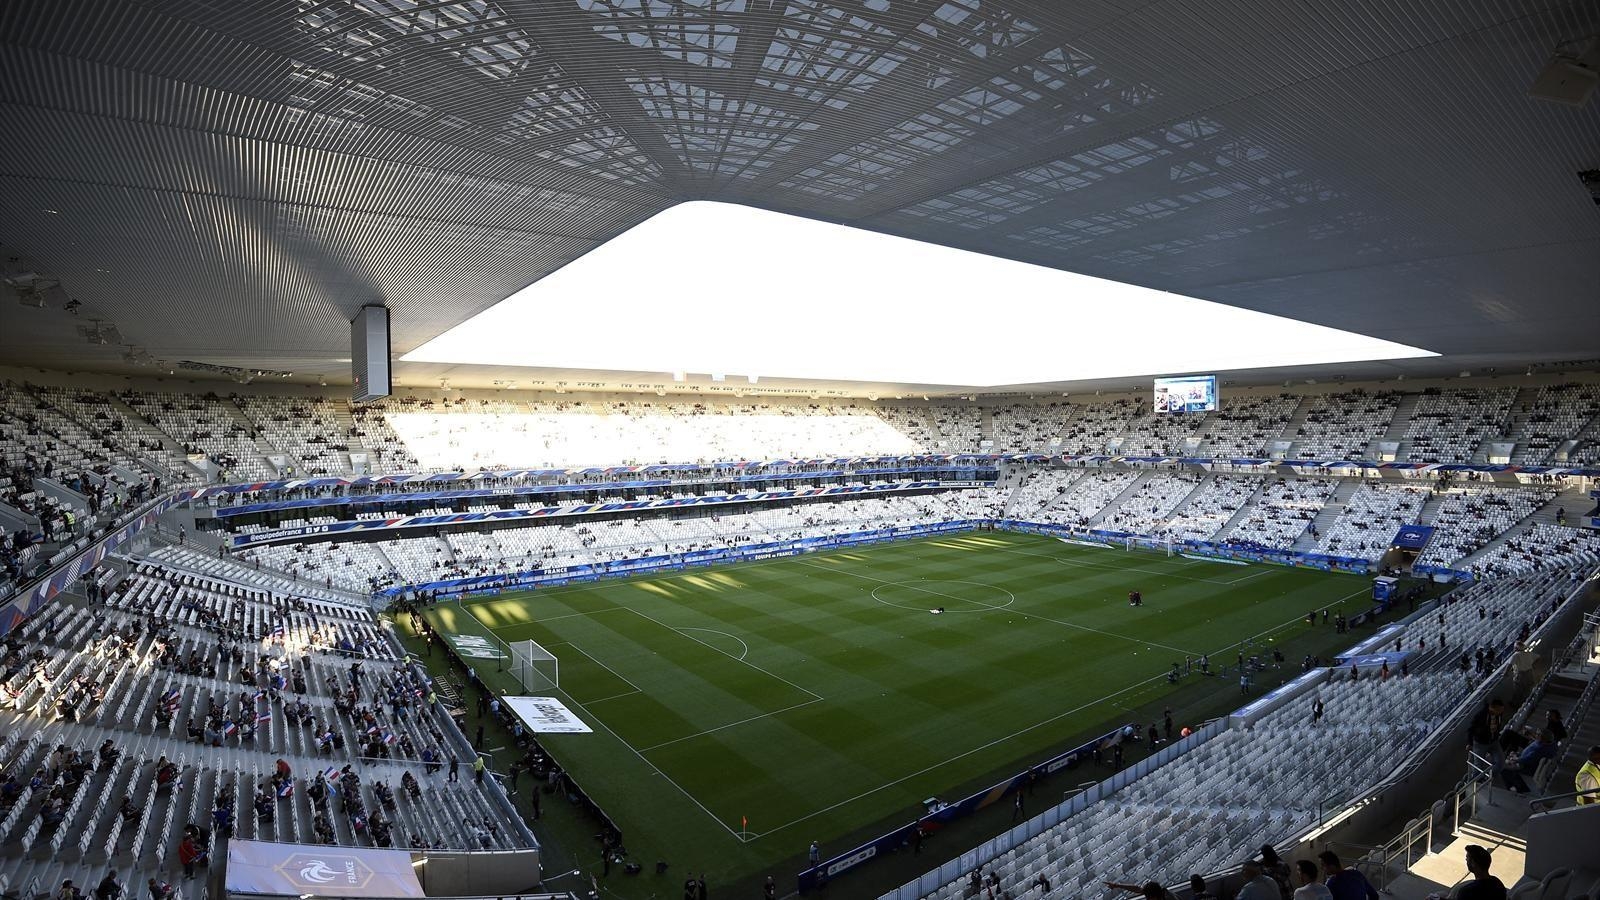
[423,531,1371,888]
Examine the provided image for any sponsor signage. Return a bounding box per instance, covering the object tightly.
[503,696,593,734]
[225,839,424,897]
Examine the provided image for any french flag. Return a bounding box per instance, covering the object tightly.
[382,732,397,746]
[256,711,272,724]
[322,766,339,781]
[277,781,294,798]
[222,721,237,737]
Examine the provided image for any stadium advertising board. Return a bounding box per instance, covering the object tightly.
[1153,375,1218,413]
[502,696,592,734]
[225,839,423,898]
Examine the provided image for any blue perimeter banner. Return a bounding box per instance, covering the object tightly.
[796,724,1131,893]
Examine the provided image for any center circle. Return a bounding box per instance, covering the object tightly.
[870,579,1016,613]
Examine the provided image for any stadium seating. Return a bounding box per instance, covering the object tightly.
[1058,399,1142,456]
[1160,476,1262,542]
[1416,485,1557,568]
[1507,383,1600,464]
[0,551,531,900]
[1290,390,1401,460]
[1469,524,1600,577]
[1223,478,1337,548]
[914,568,1578,900]
[1401,387,1517,464]
[1313,482,1428,561]
[1098,474,1204,535]
[990,403,1071,452]
[1194,395,1298,458]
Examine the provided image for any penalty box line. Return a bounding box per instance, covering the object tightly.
[459,600,754,843]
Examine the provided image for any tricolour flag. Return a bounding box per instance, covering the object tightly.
[256,712,272,723]
[222,721,237,736]
[276,781,294,798]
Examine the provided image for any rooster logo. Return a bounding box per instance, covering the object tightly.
[298,861,338,884]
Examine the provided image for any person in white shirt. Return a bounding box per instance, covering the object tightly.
[1294,860,1334,900]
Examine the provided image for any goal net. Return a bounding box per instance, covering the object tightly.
[508,639,560,694]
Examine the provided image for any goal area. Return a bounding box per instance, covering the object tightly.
[508,639,560,694]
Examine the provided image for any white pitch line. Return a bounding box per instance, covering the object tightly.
[637,697,825,753]
[980,540,1263,586]
[584,689,643,704]
[623,606,825,702]
[678,626,751,661]
[799,560,1202,656]
[457,601,749,842]
[549,640,645,698]
[751,669,1173,840]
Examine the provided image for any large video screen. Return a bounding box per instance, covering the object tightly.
[1154,375,1218,414]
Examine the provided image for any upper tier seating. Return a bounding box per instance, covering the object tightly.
[1402,387,1517,464]
[1508,383,1600,464]
[1194,395,1298,458]
[990,403,1072,452]
[1290,390,1400,460]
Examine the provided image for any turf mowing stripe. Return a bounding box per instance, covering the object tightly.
[456,598,753,843]
[622,606,825,702]
[794,559,1203,656]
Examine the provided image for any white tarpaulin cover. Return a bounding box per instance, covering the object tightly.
[226,839,424,897]
[502,696,593,734]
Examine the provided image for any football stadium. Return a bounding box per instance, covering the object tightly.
[2,3,1600,900]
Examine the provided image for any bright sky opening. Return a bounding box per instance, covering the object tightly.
[403,201,1437,386]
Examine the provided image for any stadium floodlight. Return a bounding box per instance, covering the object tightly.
[509,639,559,694]
[404,201,1437,387]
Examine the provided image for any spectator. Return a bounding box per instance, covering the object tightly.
[1500,731,1557,793]
[1319,851,1378,900]
[1237,859,1280,900]
[1105,881,1175,900]
[1575,745,1600,805]
[1455,845,1506,900]
[1293,861,1333,900]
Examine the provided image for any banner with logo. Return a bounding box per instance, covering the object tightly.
[225,840,424,897]
[503,696,593,734]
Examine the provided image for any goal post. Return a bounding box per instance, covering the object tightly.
[508,639,560,694]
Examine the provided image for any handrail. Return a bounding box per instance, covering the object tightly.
[1528,787,1600,811]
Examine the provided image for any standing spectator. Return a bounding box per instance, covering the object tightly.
[1293,861,1332,900]
[1467,698,1506,767]
[1575,745,1600,805]
[179,832,205,879]
[448,753,459,783]
[94,872,122,900]
[1236,859,1280,900]
[473,754,486,783]
[808,841,820,866]
[1455,845,1506,900]
[1319,851,1378,900]
[1260,845,1292,899]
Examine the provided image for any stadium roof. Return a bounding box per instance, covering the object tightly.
[1,0,1597,396]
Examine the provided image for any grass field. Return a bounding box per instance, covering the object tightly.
[420,530,1378,892]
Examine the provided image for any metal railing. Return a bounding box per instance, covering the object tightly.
[1529,787,1600,811]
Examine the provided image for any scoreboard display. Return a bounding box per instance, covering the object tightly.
[1154,375,1218,413]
